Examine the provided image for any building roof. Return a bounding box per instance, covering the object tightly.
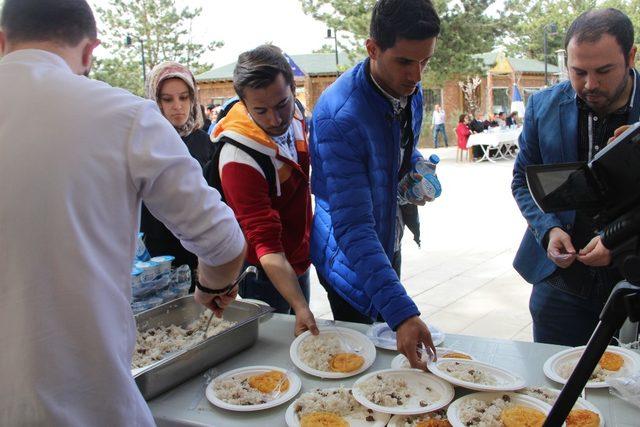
[196,52,356,82]
[472,51,560,74]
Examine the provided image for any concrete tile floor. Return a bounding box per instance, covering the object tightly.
[308,147,534,343]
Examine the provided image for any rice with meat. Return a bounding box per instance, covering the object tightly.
[458,394,518,427]
[293,387,371,420]
[213,375,272,405]
[132,310,235,368]
[397,409,450,426]
[518,387,559,406]
[298,333,346,371]
[440,361,497,385]
[557,361,610,382]
[357,373,414,407]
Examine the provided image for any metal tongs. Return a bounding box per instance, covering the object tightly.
[200,266,258,341]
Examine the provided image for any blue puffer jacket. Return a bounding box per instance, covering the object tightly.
[310,59,423,330]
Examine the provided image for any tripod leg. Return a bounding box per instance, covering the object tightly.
[544,281,638,426]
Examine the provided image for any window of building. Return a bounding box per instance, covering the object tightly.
[523,87,541,105]
[492,87,510,114]
[208,97,228,107]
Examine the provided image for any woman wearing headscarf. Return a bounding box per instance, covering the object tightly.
[140,62,215,290]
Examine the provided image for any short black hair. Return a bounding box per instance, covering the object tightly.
[370,0,440,51]
[1,0,97,46]
[565,8,635,63]
[233,44,295,99]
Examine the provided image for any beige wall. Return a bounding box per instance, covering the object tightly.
[198,72,549,147]
[197,81,236,106]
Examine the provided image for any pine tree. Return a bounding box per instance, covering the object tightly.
[299,0,506,86]
[92,0,222,96]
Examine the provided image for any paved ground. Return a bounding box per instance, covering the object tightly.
[307,147,535,342]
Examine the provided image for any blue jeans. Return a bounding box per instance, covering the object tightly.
[433,124,448,148]
[238,263,310,314]
[529,279,612,346]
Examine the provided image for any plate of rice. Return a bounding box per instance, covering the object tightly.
[206,365,301,411]
[352,369,455,415]
[447,392,562,427]
[285,387,391,427]
[290,326,376,378]
[367,321,445,350]
[543,345,640,388]
[428,359,526,391]
[391,347,474,369]
[517,386,604,426]
[387,409,451,426]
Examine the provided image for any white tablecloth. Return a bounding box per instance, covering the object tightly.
[468,127,522,148]
[148,314,640,426]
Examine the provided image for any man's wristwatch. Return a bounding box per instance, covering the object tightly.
[195,281,237,296]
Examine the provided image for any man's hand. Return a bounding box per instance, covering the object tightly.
[547,227,577,268]
[294,306,319,337]
[607,125,630,145]
[406,173,440,206]
[577,235,612,267]
[396,316,436,371]
[194,285,238,318]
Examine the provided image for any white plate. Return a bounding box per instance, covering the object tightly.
[517,386,605,427]
[367,322,445,350]
[387,410,449,427]
[391,347,474,369]
[352,368,455,415]
[205,365,301,412]
[284,387,391,427]
[543,345,640,388]
[428,359,526,391]
[290,327,376,379]
[447,392,563,427]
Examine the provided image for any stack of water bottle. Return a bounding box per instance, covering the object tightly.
[130,233,192,314]
[397,154,442,204]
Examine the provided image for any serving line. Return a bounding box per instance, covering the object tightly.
[147,313,640,427]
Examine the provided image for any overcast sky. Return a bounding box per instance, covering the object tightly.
[88,0,331,68]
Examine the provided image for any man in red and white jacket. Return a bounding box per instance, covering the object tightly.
[212,45,318,336]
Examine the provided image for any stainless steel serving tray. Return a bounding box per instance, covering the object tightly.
[133,295,273,400]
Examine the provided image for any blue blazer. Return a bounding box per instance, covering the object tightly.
[512,70,640,284]
[309,60,423,330]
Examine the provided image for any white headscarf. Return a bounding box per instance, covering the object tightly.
[146,61,204,137]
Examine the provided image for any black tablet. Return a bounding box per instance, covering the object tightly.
[526,162,604,213]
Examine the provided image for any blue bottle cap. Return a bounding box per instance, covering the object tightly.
[428,154,440,164]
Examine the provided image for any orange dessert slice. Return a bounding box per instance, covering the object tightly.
[598,351,624,371]
[500,405,546,427]
[329,353,365,373]
[247,371,289,394]
[566,409,600,427]
[300,411,348,427]
[441,352,472,360]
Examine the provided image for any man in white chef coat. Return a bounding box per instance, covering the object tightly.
[0,0,247,425]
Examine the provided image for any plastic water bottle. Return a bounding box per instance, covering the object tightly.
[397,154,441,204]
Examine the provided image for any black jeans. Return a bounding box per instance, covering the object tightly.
[318,251,402,324]
[238,263,310,314]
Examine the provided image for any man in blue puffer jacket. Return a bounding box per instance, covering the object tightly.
[310,0,441,369]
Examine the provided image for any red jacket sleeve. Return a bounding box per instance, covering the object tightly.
[220,162,284,258]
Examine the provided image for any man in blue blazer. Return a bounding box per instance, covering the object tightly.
[310,0,441,369]
[512,8,639,346]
